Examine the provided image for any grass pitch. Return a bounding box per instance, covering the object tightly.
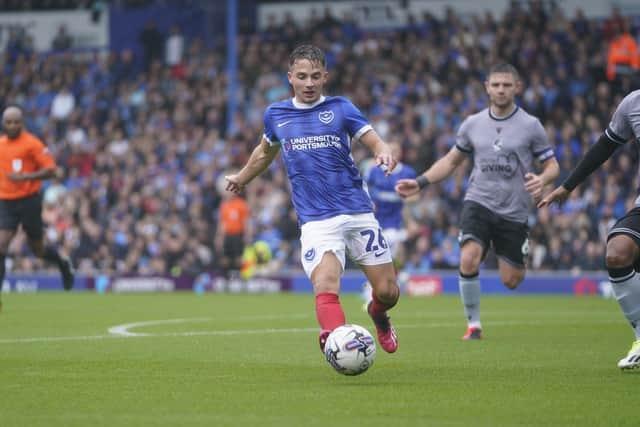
[0,292,636,427]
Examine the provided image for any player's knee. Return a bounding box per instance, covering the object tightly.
[313,281,339,294]
[605,252,635,269]
[312,273,341,294]
[459,254,481,276]
[606,241,636,268]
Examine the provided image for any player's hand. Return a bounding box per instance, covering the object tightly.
[537,186,570,208]
[524,172,544,200]
[375,151,397,176]
[395,179,420,198]
[225,174,246,195]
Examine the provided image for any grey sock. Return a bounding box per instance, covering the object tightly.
[459,273,481,328]
[610,267,640,339]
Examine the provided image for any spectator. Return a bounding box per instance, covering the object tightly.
[165,25,184,67]
[606,20,639,81]
[51,25,73,51]
[215,187,250,279]
[0,2,636,277]
[139,21,164,72]
[50,86,75,139]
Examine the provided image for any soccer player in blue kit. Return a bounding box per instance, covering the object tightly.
[225,45,400,353]
[366,142,417,257]
[361,142,417,306]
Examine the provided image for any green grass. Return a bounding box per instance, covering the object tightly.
[0,293,637,427]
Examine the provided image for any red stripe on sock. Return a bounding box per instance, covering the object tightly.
[315,292,345,331]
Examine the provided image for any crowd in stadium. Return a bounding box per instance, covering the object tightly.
[1,1,639,276]
[0,0,152,11]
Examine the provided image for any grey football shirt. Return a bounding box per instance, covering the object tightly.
[456,106,555,222]
[605,90,640,206]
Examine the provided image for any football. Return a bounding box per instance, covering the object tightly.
[324,324,376,376]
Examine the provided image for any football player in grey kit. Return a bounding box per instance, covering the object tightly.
[540,90,640,369]
[396,63,559,339]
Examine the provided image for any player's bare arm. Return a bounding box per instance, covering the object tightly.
[538,133,622,208]
[358,129,397,175]
[524,157,559,201]
[8,167,56,182]
[395,146,466,198]
[225,137,281,194]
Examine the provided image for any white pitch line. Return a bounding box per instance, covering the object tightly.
[0,318,623,345]
[158,326,319,337]
[0,334,116,344]
[108,317,211,337]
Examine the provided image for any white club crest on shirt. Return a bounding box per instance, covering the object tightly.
[12,159,22,172]
[318,110,334,124]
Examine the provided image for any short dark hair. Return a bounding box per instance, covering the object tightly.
[488,63,520,80]
[289,44,326,69]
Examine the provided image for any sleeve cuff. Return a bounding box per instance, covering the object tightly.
[455,144,472,154]
[354,124,373,140]
[263,133,279,145]
[605,127,627,145]
[534,148,555,162]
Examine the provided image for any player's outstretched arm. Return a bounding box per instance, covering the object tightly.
[358,130,397,175]
[537,133,622,208]
[225,137,280,194]
[395,146,466,198]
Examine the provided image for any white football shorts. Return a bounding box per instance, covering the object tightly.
[381,227,408,258]
[299,213,393,278]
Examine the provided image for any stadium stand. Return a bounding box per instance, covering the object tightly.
[0,1,638,276]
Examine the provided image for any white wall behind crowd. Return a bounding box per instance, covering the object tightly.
[0,9,108,53]
[257,0,634,30]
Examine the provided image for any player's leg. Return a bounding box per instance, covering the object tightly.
[347,214,399,352]
[459,240,484,339]
[300,216,347,352]
[224,234,244,279]
[27,236,75,291]
[360,262,400,353]
[604,208,640,368]
[493,215,529,290]
[22,194,74,290]
[0,229,15,311]
[386,227,409,294]
[607,235,640,369]
[496,261,525,289]
[0,199,20,310]
[458,201,491,340]
[311,251,346,344]
[361,227,406,310]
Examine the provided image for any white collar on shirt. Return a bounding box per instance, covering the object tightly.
[292,96,326,109]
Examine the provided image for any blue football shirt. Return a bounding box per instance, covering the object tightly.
[263,96,374,225]
[366,162,417,229]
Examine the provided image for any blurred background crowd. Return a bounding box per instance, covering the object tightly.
[1,0,639,276]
